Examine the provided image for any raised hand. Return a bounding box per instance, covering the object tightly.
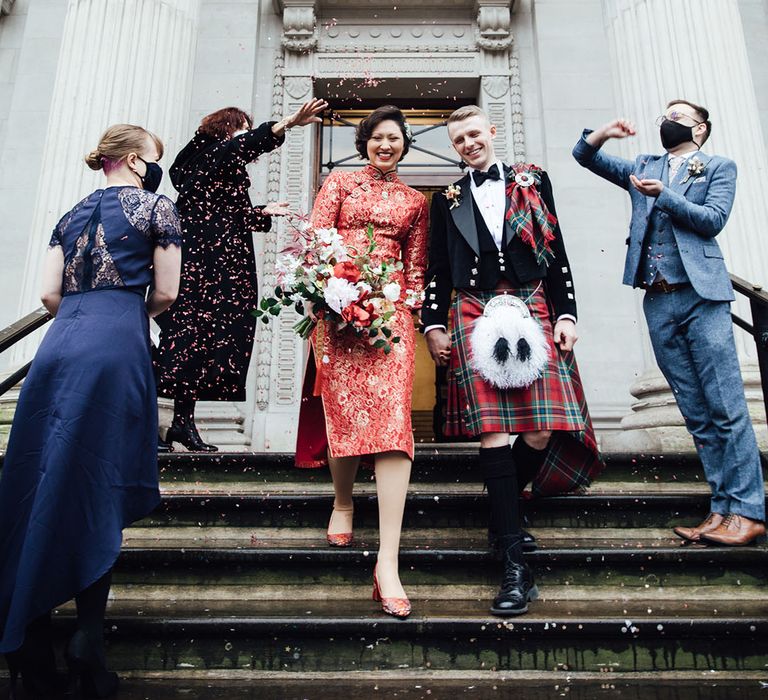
[272,99,329,137]
[287,98,328,127]
[602,118,637,139]
[586,118,637,148]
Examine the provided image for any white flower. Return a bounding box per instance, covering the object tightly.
[356,281,373,296]
[404,288,424,307]
[370,297,395,316]
[444,184,462,210]
[316,227,340,245]
[314,228,347,263]
[382,282,402,302]
[275,254,301,275]
[281,272,297,288]
[323,276,360,314]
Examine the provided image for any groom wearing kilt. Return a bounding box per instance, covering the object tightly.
[423,106,603,616]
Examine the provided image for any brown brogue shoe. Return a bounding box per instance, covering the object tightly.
[673,513,724,542]
[700,513,766,546]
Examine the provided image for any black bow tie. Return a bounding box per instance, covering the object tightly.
[472,164,501,187]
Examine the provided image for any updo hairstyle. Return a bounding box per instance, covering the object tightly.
[85,124,164,171]
[354,105,411,161]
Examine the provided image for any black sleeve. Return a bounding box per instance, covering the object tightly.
[227,121,286,164]
[420,193,454,329]
[539,172,577,320]
[248,205,272,233]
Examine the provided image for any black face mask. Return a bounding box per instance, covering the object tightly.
[659,119,697,150]
[137,157,163,193]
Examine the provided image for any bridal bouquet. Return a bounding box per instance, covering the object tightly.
[253,221,420,354]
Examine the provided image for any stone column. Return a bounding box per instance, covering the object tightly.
[249,0,317,451]
[601,0,768,451]
[12,0,200,365]
[476,0,523,163]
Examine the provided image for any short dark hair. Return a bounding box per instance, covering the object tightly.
[667,99,712,145]
[199,107,253,140]
[354,105,411,161]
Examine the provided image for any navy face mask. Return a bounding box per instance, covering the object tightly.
[137,157,163,193]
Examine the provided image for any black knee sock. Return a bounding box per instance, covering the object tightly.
[512,436,549,494]
[75,570,112,656]
[480,445,521,558]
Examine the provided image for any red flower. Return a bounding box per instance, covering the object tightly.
[332,261,362,284]
[341,302,373,327]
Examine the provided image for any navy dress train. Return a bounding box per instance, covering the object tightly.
[0,186,182,653]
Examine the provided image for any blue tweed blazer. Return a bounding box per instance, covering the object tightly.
[572,130,737,302]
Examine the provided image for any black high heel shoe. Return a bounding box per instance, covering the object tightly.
[157,433,174,453]
[165,420,218,452]
[65,630,119,699]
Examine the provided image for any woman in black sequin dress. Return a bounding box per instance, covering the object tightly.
[154,99,326,451]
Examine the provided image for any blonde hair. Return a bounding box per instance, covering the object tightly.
[447,105,489,125]
[85,124,164,171]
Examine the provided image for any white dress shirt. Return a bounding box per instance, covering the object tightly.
[468,160,506,250]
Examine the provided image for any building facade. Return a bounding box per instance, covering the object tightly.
[1,0,767,452]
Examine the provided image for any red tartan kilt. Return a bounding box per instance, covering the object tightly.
[444,284,585,437]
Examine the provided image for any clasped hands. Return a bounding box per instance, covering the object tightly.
[426,318,578,367]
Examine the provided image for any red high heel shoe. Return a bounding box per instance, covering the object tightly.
[372,565,411,619]
[326,504,354,547]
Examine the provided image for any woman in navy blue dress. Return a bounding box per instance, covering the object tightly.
[0,124,182,698]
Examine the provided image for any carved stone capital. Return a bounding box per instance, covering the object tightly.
[279,1,318,53]
[475,1,514,51]
[1,0,15,16]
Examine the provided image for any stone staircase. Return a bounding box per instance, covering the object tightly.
[2,448,768,698]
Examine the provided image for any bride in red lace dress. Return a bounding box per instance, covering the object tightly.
[295,106,428,617]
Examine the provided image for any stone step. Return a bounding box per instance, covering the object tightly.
[107,582,766,603]
[124,525,680,548]
[143,489,765,530]
[39,599,768,674]
[111,539,768,589]
[154,450,734,485]
[5,670,768,699]
[158,480,721,495]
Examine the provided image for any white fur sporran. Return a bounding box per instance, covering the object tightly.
[469,294,549,389]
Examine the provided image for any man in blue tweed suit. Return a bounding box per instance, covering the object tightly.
[573,99,765,546]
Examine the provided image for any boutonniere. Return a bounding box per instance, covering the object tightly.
[444,183,462,209]
[681,156,705,184]
[507,163,543,189]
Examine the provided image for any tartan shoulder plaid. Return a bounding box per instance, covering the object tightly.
[445,286,604,495]
[505,163,557,266]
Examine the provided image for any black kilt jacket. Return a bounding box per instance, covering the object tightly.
[421,164,578,329]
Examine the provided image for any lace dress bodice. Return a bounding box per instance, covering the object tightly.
[49,187,182,296]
